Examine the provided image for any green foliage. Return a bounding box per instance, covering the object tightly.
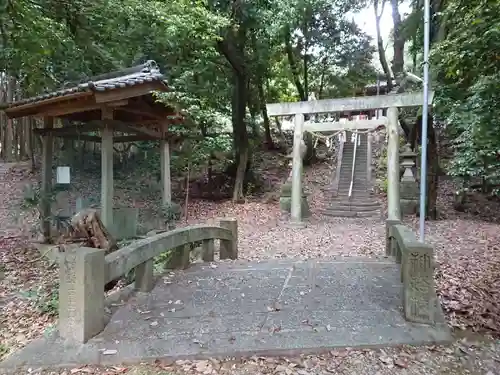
[20,286,59,316]
[430,0,500,188]
[4,0,383,198]
[379,177,388,193]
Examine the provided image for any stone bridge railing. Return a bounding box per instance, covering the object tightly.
[58,218,238,344]
[386,221,441,325]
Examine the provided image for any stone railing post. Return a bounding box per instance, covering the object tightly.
[402,242,437,324]
[135,259,154,292]
[400,144,419,215]
[59,247,105,343]
[385,219,401,257]
[220,218,238,259]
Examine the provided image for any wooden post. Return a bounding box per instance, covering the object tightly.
[290,113,304,224]
[41,117,54,242]
[160,140,172,205]
[101,109,114,229]
[387,107,401,220]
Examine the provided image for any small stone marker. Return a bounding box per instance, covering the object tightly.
[75,197,90,212]
[108,207,139,240]
[23,183,35,200]
[59,247,105,343]
[53,191,72,217]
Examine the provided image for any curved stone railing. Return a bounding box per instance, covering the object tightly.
[58,218,238,344]
[386,221,442,325]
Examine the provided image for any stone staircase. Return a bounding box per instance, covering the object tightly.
[323,132,380,217]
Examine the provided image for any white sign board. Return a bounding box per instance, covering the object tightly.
[56,166,71,184]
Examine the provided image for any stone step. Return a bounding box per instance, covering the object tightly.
[336,186,370,191]
[321,209,380,218]
[329,199,379,207]
[334,193,373,199]
[328,204,380,212]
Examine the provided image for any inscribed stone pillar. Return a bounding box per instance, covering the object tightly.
[387,107,401,221]
[400,144,419,215]
[59,247,105,343]
[402,244,437,324]
[101,110,114,229]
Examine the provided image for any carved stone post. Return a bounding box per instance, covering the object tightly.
[400,144,419,215]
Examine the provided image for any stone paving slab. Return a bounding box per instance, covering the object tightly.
[0,257,451,372]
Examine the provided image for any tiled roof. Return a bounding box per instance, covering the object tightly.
[8,60,166,107]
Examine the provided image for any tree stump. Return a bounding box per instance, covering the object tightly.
[57,209,118,254]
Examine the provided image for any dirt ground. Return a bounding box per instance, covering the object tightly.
[2,153,500,375]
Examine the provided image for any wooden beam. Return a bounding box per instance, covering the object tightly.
[115,107,164,120]
[4,92,93,119]
[33,121,104,135]
[266,91,434,117]
[48,133,160,142]
[94,81,167,104]
[304,117,388,132]
[124,124,164,139]
[44,99,129,117]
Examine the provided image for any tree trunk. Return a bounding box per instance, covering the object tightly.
[390,0,405,83]
[426,115,439,219]
[232,71,250,202]
[284,26,306,100]
[414,114,439,219]
[28,117,36,171]
[5,77,14,161]
[247,83,260,138]
[374,0,393,90]
[256,74,274,149]
[284,25,315,165]
[59,209,118,253]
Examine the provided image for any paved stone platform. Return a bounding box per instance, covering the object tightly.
[1,257,451,372]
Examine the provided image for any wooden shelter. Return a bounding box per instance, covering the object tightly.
[4,60,181,241]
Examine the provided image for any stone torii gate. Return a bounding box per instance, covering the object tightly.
[266,92,433,225]
[3,61,181,242]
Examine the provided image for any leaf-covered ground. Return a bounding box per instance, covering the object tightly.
[2,155,500,374]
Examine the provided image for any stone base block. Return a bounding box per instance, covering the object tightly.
[400,199,418,215]
[400,181,419,200]
[279,196,311,217]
